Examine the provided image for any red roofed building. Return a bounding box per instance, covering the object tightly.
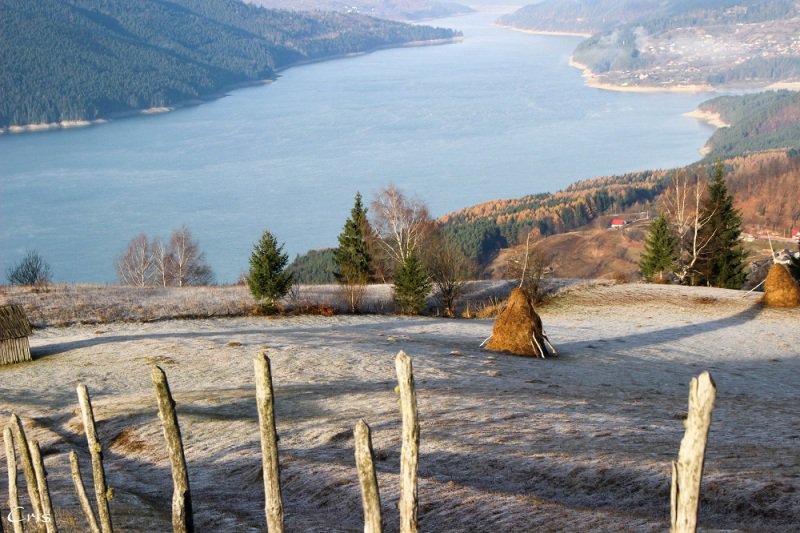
[610,218,627,229]
[793,228,800,241]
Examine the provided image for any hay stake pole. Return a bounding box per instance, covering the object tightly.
[10,413,44,521]
[151,366,194,533]
[254,353,284,533]
[670,371,716,533]
[395,351,419,533]
[4,426,23,533]
[354,419,382,533]
[77,384,113,533]
[30,440,57,533]
[69,450,101,533]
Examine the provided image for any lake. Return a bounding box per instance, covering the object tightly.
[0,9,715,283]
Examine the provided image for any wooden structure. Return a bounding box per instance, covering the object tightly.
[0,304,32,364]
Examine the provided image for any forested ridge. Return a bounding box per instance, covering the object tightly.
[0,0,459,128]
[440,170,672,264]
[700,90,800,158]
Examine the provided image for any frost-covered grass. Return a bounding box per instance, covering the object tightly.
[0,283,796,531]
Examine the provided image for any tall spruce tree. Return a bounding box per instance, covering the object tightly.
[333,192,373,312]
[393,251,431,315]
[639,213,679,282]
[248,230,293,308]
[697,160,747,288]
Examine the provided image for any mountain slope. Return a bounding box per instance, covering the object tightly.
[0,0,460,128]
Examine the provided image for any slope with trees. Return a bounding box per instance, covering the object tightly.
[698,91,800,158]
[0,0,460,129]
[246,0,473,22]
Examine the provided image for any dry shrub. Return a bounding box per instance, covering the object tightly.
[484,288,549,357]
[110,427,149,454]
[693,296,719,305]
[762,264,800,307]
[474,298,506,319]
[292,303,336,316]
[608,271,629,284]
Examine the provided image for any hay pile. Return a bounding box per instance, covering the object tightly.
[762,264,800,307]
[484,288,554,357]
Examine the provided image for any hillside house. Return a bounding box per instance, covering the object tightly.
[610,218,627,229]
[0,304,32,365]
[793,228,800,242]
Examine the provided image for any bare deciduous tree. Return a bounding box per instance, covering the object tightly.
[116,227,213,287]
[370,185,433,268]
[422,232,475,317]
[6,250,53,287]
[116,233,154,287]
[661,170,717,285]
[168,226,214,287]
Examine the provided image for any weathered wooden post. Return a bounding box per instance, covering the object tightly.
[354,419,382,533]
[10,413,45,520]
[77,384,114,533]
[30,440,58,533]
[70,450,102,533]
[254,352,284,533]
[395,351,419,533]
[670,371,716,533]
[4,426,24,533]
[151,365,194,533]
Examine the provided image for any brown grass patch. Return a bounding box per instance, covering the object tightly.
[110,427,149,454]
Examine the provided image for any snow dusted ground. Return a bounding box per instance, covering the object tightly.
[1,283,798,531]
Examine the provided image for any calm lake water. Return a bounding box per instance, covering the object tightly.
[0,9,715,283]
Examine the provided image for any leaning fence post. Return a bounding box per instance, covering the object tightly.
[10,413,45,521]
[670,371,716,533]
[151,366,194,533]
[30,440,58,533]
[395,351,419,533]
[4,426,24,533]
[254,352,284,533]
[70,450,101,533]
[354,419,382,533]
[77,384,113,533]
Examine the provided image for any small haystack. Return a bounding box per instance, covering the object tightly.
[762,264,800,307]
[0,304,33,364]
[483,288,555,358]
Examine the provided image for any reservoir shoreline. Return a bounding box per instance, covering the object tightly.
[0,37,462,136]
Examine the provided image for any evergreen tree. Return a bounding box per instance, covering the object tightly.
[697,161,748,288]
[333,192,373,312]
[392,251,431,315]
[639,213,679,282]
[248,230,293,308]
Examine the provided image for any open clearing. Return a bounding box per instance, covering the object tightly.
[1,284,798,531]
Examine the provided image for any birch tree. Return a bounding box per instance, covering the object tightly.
[116,233,154,286]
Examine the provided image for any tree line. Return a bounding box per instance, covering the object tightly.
[249,187,475,316]
[639,160,750,288]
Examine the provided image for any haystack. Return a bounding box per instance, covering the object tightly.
[483,288,554,358]
[762,263,800,307]
[0,304,33,364]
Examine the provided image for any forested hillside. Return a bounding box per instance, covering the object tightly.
[440,170,672,264]
[0,0,459,128]
[700,91,800,158]
[246,0,472,21]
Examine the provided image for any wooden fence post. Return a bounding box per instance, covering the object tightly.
[670,371,716,533]
[354,419,382,533]
[29,440,58,533]
[395,351,419,533]
[77,384,113,533]
[4,426,24,533]
[70,450,101,533]
[151,366,194,533]
[9,413,44,521]
[254,352,284,533]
